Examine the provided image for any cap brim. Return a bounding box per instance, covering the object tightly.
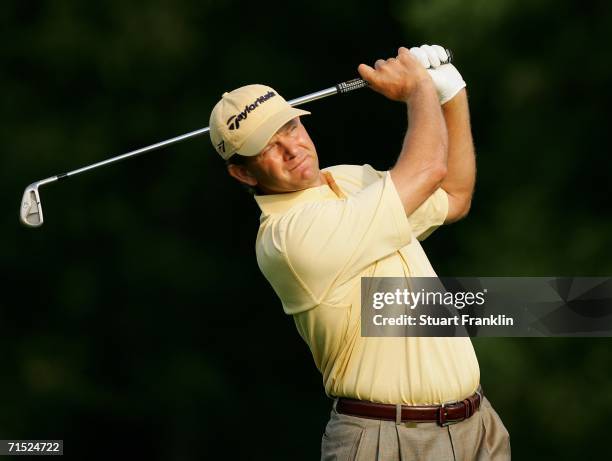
[237,107,310,156]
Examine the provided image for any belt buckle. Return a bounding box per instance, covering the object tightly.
[438,403,462,427]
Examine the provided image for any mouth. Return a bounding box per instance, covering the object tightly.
[289,155,308,172]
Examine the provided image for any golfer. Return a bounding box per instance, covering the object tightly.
[209,45,511,460]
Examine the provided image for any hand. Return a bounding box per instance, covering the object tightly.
[357,47,433,102]
[410,44,466,104]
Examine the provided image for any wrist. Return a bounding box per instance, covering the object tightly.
[406,78,437,103]
[441,87,467,108]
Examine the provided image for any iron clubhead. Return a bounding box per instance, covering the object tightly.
[20,183,44,227]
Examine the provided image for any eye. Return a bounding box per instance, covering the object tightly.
[262,142,277,155]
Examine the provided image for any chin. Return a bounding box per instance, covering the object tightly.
[298,156,318,178]
[301,167,317,180]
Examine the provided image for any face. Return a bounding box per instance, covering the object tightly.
[228,117,323,194]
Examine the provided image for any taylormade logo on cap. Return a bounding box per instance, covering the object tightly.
[226,91,276,130]
[209,84,310,160]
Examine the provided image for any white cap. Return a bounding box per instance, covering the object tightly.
[209,84,310,160]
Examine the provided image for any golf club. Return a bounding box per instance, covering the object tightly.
[19,49,451,228]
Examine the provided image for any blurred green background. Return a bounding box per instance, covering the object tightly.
[2,0,612,459]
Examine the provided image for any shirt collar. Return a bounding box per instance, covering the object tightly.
[254,171,345,216]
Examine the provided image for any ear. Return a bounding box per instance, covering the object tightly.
[227,163,258,187]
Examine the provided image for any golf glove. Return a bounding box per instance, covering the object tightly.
[410,44,466,104]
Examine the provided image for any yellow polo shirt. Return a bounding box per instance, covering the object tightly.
[255,164,480,405]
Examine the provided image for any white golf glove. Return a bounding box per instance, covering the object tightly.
[410,44,466,104]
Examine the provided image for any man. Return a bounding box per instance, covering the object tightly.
[209,45,511,460]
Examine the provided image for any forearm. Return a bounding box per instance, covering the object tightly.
[390,80,448,215]
[440,89,475,221]
[356,46,449,216]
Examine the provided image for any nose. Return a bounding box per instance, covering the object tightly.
[278,135,300,160]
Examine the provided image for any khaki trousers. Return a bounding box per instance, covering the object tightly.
[321,397,510,461]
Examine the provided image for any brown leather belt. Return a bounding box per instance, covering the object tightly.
[336,389,482,427]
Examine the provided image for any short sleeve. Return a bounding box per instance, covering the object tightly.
[408,188,449,240]
[367,167,448,240]
[257,172,411,314]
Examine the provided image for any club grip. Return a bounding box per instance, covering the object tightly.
[335,78,369,94]
[335,47,453,95]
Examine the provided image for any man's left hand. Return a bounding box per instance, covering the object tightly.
[410,44,466,104]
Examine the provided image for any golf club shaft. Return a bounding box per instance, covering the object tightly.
[31,46,453,186]
[34,79,369,188]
